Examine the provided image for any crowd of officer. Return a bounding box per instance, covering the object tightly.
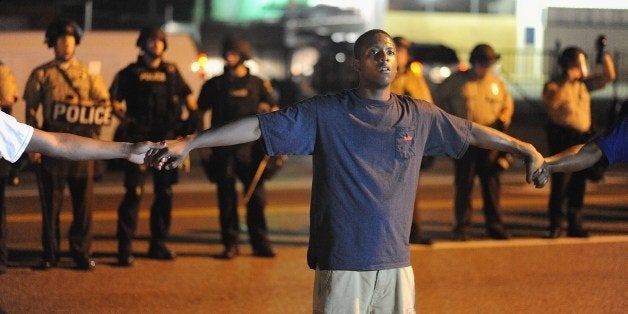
[0,18,280,272]
[0,18,618,274]
[390,35,615,245]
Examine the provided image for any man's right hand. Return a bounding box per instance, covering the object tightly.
[145,137,191,170]
[532,162,550,188]
[126,141,167,164]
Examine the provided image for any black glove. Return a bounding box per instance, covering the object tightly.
[595,34,607,64]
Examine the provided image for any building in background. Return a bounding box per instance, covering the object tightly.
[0,1,626,110]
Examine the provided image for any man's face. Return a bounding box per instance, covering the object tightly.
[396,46,409,70]
[472,61,493,78]
[145,37,165,58]
[54,34,76,61]
[353,33,397,89]
[224,50,241,68]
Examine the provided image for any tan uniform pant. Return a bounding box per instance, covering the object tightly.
[313,266,415,314]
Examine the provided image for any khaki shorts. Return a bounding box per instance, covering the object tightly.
[313,266,415,314]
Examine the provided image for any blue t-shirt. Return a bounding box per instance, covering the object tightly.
[596,117,628,164]
[258,89,472,270]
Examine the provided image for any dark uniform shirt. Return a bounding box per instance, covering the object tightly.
[198,68,275,127]
[110,57,192,141]
[198,68,276,166]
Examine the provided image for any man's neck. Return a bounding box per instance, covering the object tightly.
[54,56,73,69]
[55,55,74,63]
[357,85,391,102]
[228,64,248,78]
[142,54,162,68]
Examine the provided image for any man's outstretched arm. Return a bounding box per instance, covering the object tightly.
[544,142,603,174]
[146,116,262,170]
[26,129,165,164]
[468,123,546,186]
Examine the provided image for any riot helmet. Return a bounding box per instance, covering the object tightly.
[136,26,168,51]
[222,37,253,62]
[558,46,586,70]
[45,19,83,48]
[558,46,588,78]
[469,44,500,67]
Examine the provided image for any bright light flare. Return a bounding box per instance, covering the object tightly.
[410,61,423,76]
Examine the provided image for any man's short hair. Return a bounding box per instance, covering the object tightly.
[353,29,392,59]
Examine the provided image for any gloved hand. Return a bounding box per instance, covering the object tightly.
[595,34,607,64]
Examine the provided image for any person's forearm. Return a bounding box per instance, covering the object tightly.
[186,115,262,152]
[28,129,133,161]
[602,53,616,82]
[546,142,603,173]
[469,123,535,158]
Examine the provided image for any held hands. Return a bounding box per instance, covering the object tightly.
[126,141,167,165]
[144,136,191,170]
[524,146,549,188]
[532,162,550,188]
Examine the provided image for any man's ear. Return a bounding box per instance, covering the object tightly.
[353,58,360,72]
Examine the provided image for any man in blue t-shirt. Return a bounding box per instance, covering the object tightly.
[537,117,628,182]
[147,29,545,313]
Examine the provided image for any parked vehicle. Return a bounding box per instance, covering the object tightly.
[408,43,464,93]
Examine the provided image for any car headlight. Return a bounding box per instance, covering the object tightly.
[428,66,451,84]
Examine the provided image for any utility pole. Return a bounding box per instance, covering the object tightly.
[84,0,93,31]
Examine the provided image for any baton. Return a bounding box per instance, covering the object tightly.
[242,155,270,205]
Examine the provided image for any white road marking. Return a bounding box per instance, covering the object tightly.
[410,235,628,250]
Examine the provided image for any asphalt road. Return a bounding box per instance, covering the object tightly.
[0,155,626,313]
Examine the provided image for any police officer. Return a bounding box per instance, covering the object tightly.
[198,37,277,259]
[435,44,514,241]
[543,39,615,238]
[24,19,112,270]
[390,36,434,245]
[109,26,197,266]
[0,61,19,274]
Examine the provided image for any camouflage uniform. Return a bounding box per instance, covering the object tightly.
[0,61,19,271]
[24,58,111,263]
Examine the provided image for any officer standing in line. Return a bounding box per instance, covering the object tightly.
[197,37,278,259]
[543,37,615,239]
[109,26,197,266]
[0,61,19,273]
[24,19,112,270]
[390,36,434,245]
[435,44,514,241]
[0,61,22,187]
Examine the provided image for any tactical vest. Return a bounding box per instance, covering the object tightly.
[41,63,112,137]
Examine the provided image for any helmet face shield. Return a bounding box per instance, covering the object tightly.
[558,47,588,78]
[578,52,589,78]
